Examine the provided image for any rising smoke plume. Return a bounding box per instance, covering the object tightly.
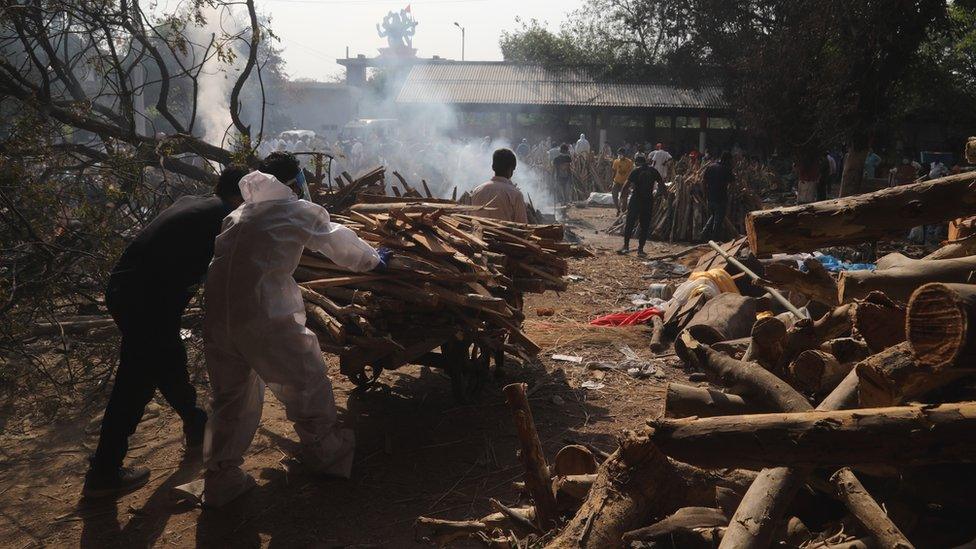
[187,5,242,148]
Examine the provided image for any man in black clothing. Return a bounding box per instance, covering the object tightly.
[552,144,573,203]
[618,154,665,257]
[83,166,247,498]
[702,151,734,242]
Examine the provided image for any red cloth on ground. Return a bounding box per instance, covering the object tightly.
[589,308,662,327]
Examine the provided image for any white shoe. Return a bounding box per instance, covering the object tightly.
[201,467,256,508]
[302,428,356,479]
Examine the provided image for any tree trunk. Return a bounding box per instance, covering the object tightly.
[906,283,976,369]
[820,338,871,365]
[502,383,559,529]
[647,402,976,469]
[787,350,851,395]
[621,507,728,545]
[777,305,854,373]
[746,171,976,256]
[840,146,869,198]
[926,234,976,261]
[852,291,907,352]
[544,431,746,549]
[761,258,839,306]
[719,369,859,549]
[685,294,763,344]
[664,383,764,418]
[675,331,812,412]
[830,467,915,549]
[854,341,971,411]
[839,255,976,304]
[742,315,788,371]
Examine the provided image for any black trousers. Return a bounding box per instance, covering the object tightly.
[623,198,653,250]
[90,285,204,473]
[817,177,829,201]
[702,200,727,242]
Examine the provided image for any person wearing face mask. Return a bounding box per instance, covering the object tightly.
[194,151,390,507]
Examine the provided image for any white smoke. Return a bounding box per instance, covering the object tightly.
[188,5,243,148]
[335,86,557,213]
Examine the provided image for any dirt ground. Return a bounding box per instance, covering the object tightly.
[0,205,692,548]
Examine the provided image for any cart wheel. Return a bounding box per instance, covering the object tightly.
[348,363,383,388]
[444,340,490,404]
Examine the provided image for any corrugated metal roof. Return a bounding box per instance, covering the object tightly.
[395,63,727,110]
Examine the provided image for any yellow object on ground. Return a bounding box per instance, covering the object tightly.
[689,268,739,295]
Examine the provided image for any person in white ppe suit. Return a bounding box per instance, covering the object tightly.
[575,133,591,155]
[199,151,387,507]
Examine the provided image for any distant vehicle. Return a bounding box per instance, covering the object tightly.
[340,119,398,140]
[279,129,316,141]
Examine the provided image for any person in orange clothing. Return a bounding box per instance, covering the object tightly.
[610,148,634,215]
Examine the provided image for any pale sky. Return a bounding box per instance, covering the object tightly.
[256,0,582,81]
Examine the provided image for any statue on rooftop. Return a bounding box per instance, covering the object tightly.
[377,8,418,51]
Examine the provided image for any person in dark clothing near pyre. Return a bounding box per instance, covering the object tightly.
[702,151,735,242]
[617,154,665,257]
[83,166,247,498]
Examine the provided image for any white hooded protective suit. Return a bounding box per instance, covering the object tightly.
[575,133,591,154]
[201,171,379,502]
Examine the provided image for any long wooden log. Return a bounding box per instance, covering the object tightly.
[926,234,976,261]
[684,294,762,344]
[839,255,976,304]
[675,331,812,412]
[544,430,754,549]
[648,402,976,469]
[677,327,821,549]
[830,467,915,549]
[745,171,976,256]
[761,258,839,306]
[719,369,859,549]
[621,507,728,545]
[503,383,559,529]
[664,383,764,418]
[855,341,970,407]
[906,283,976,370]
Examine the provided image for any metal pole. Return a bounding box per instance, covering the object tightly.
[706,240,810,319]
[454,22,465,61]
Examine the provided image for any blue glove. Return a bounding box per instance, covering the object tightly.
[375,247,393,271]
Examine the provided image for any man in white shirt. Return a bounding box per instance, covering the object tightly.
[470,148,529,223]
[649,142,672,181]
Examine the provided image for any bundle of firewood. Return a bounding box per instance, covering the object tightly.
[607,160,764,242]
[295,201,589,389]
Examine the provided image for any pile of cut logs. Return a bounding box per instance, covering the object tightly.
[608,159,764,242]
[297,187,590,388]
[415,171,976,548]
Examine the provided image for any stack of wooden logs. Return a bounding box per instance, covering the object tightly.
[296,201,589,383]
[608,160,764,242]
[414,171,976,547]
[568,152,613,201]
